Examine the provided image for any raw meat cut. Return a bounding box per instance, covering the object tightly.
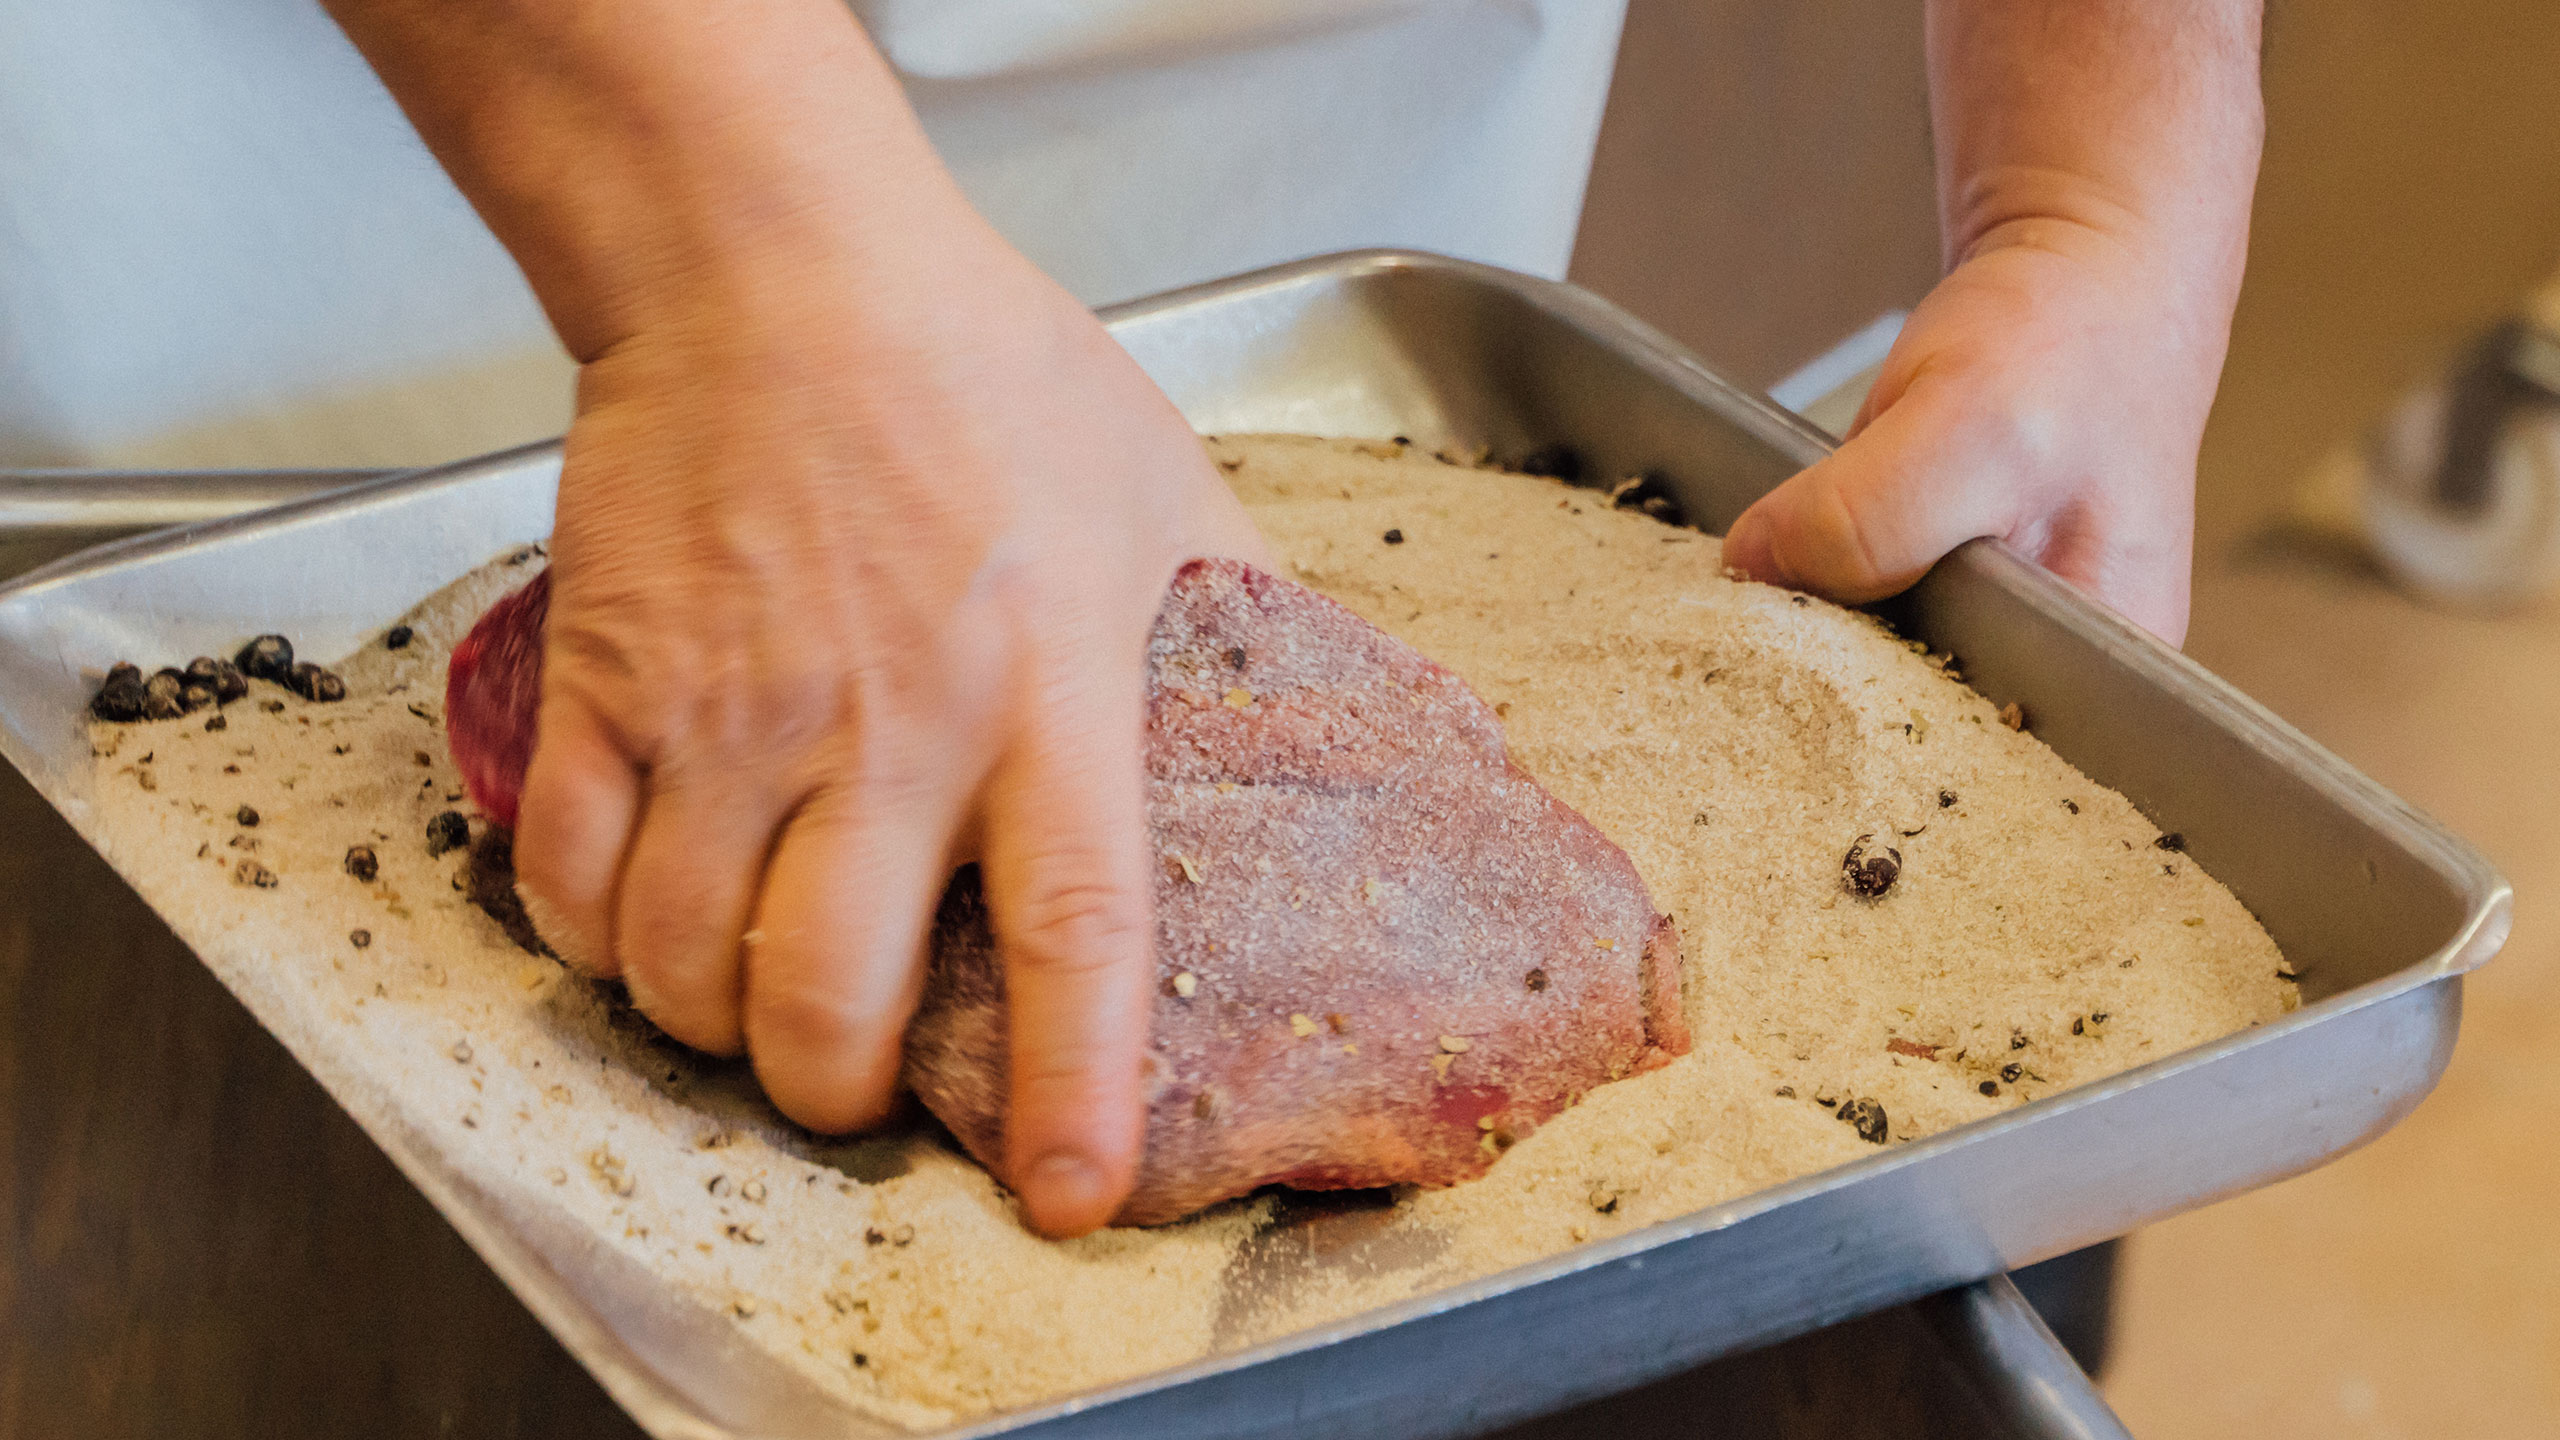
[444,568,549,831]
[913,559,1687,1223]
[446,558,1688,1226]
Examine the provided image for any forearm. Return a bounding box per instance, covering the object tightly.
[1927,0,2262,333]
[321,0,979,361]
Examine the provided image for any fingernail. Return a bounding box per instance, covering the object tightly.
[517,888,603,973]
[1720,513,1774,581]
[1023,1150,1113,1233]
[621,966,664,1017]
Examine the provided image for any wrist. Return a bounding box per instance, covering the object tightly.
[336,0,991,363]
[1948,175,2246,390]
[514,94,993,364]
[1952,166,2242,296]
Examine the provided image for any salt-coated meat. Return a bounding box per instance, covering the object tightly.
[908,559,1687,1224]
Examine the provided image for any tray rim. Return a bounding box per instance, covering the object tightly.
[0,248,2515,1438]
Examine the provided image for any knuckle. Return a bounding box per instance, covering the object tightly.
[747,975,899,1061]
[1004,877,1150,979]
[547,610,858,761]
[541,620,659,722]
[1012,1039,1123,1093]
[617,923,732,998]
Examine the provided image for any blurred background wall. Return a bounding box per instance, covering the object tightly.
[1570,2,2560,1435]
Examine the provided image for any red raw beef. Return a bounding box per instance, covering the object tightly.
[444,568,548,831]
[447,557,1688,1226]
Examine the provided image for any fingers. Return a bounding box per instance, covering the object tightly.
[1179,449,1279,570]
[2036,513,2194,646]
[610,766,790,1057]
[741,763,962,1137]
[1722,389,2022,604]
[975,658,1155,1238]
[1730,369,2195,642]
[512,698,641,978]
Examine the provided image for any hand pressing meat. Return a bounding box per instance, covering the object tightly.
[911,559,1689,1223]
[448,558,1688,1226]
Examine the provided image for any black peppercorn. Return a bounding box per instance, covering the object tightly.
[425,810,469,857]
[1525,968,1549,992]
[286,662,346,703]
[235,805,259,828]
[2155,832,2186,852]
[91,662,148,722]
[2000,1063,2022,1083]
[237,634,294,682]
[261,699,285,713]
[2071,1017,2086,1036]
[1842,833,1901,899]
[385,624,414,650]
[2061,798,2079,814]
[1224,646,1246,671]
[344,844,379,883]
[1979,1080,2000,1097]
[1382,528,1405,545]
[142,668,187,720]
[1837,1096,1890,1144]
[204,714,227,733]
[350,929,372,949]
[1516,443,1582,480]
[186,655,249,704]
[1938,789,1957,808]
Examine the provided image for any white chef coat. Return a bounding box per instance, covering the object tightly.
[0,0,1627,470]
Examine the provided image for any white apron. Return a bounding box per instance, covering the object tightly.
[0,0,1626,469]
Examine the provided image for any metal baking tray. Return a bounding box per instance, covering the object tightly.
[0,251,2507,1439]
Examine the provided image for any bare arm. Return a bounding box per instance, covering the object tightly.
[1723,0,2263,642]
[322,0,1269,1236]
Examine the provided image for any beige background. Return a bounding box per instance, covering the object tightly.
[1570,2,2560,1435]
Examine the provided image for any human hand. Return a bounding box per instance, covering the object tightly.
[507,227,1268,1238]
[1721,218,2230,645]
[1720,0,2262,648]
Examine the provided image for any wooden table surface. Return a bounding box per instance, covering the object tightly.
[0,761,647,1439]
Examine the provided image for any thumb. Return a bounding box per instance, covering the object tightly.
[1722,396,2017,603]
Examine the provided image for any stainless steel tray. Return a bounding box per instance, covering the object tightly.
[0,251,2507,1439]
